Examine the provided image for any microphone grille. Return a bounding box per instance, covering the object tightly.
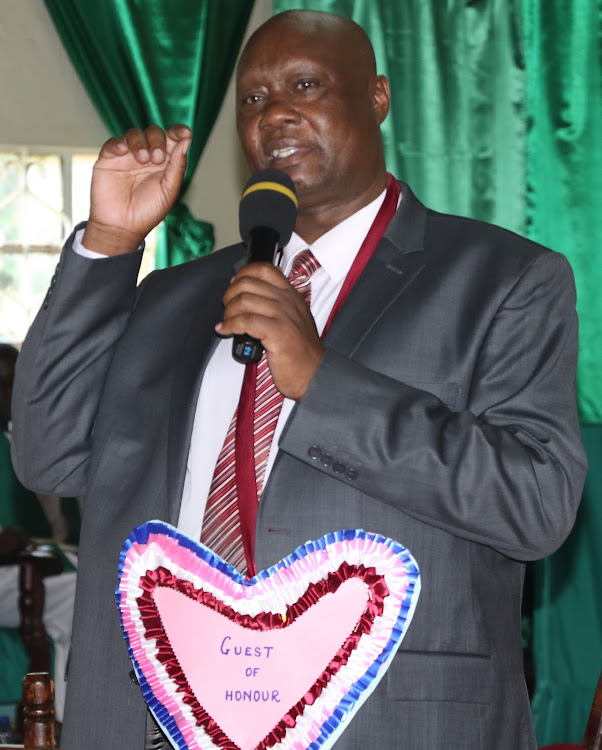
[239,169,298,245]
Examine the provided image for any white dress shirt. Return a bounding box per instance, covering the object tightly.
[74,188,391,538]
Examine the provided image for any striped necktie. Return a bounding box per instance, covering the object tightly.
[200,249,320,574]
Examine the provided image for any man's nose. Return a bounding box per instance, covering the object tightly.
[259,96,300,127]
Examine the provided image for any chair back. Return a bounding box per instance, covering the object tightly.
[582,668,602,750]
[1,672,56,749]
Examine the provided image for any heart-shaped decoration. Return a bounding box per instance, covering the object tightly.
[117,522,420,750]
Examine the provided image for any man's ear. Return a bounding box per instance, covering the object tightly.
[371,75,390,125]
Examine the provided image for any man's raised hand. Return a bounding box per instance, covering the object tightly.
[82,124,191,256]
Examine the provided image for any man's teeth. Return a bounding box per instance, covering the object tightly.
[272,147,298,159]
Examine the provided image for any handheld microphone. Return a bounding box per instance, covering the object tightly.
[232,169,298,364]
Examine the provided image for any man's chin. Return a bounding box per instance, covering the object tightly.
[282,168,326,196]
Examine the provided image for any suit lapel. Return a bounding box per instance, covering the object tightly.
[166,249,245,522]
[323,182,427,355]
[165,184,427,518]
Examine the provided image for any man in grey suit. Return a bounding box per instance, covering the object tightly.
[11,9,586,750]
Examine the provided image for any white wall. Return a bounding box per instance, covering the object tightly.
[0,0,273,248]
[0,1,109,147]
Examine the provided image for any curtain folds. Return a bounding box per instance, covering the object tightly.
[522,0,602,422]
[274,1,602,745]
[44,0,254,267]
[522,4,602,745]
[531,426,602,744]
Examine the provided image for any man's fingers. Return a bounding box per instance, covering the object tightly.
[98,137,129,159]
[222,264,290,304]
[219,283,312,343]
[165,123,193,144]
[98,125,192,168]
[216,311,276,342]
[122,128,154,162]
[221,291,283,328]
[222,270,287,307]
[165,124,193,166]
[161,137,190,196]
[144,125,168,164]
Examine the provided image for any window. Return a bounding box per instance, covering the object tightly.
[0,146,156,344]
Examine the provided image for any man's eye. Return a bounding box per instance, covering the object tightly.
[243,93,263,105]
[296,80,319,90]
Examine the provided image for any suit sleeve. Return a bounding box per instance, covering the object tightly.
[279,250,587,561]
[10,226,144,497]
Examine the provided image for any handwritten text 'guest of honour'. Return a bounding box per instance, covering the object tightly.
[220,636,280,703]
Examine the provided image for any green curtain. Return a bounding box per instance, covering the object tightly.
[44,0,255,267]
[522,0,602,424]
[531,425,602,743]
[523,4,602,745]
[274,1,602,745]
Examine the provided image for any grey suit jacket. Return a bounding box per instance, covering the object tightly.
[11,183,586,750]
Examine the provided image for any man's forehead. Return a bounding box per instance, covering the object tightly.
[237,13,375,83]
[237,47,338,84]
[237,24,359,85]
[245,11,351,45]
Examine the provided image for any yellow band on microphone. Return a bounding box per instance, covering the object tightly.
[241,181,298,207]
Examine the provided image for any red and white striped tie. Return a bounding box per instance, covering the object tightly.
[201,250,320,574]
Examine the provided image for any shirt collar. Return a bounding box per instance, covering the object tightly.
[281,188,388,281]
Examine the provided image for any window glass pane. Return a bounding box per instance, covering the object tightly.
[0,154,21,245]
[24,154,64,246]
[0,252,57,343]
[0,148,157,344]
[72,153,96,225]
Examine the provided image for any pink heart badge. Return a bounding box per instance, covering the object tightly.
[117,523,420,750]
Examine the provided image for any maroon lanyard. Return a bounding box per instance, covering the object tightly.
[322,172,400,335]
[235,173,401,576]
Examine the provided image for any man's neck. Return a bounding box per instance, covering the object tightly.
[294,174,388,244]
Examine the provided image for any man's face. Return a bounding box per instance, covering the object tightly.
[236,23,389,217]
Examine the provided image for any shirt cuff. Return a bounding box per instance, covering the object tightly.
[72,227,145,258]
[73,228,108,258]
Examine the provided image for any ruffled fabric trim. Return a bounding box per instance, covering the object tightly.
[116,523,420,750]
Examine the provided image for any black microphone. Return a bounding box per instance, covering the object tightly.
[232,169,298,364]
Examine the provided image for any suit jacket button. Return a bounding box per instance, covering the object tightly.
[129,669,139,685]
[308,445,321,460]
[345,468,358,481]
[320,453,333,468]
[333,461,346,474]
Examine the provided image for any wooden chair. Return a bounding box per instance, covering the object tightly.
[0,527,63,743]
[0,527,63,676]
[2,672,57,749]
[540,667,602,749]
